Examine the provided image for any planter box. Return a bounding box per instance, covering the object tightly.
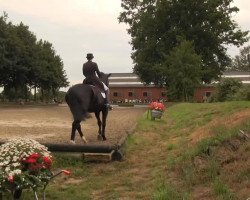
[151,109,163,119]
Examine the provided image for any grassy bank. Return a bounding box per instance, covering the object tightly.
[10,101,250,199]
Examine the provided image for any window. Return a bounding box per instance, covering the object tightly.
[161,92,166,97]
[205,91,211,97]
[128,92,133,97]
[143,92,148,97]
[113,92,118,97]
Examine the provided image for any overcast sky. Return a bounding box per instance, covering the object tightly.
[0,0,249,86]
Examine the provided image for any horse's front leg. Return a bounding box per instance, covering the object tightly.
[95,111,102,140]
[101,109,108,141]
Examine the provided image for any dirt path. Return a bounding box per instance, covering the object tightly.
[0,105,146,145]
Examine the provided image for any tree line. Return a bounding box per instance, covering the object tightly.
[119,0,249,101]
[229,46,250,71]
[0,12,69,102]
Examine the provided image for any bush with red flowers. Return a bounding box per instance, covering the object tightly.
[149,101,166,112]
[0,139,53,196]
[0,138,70,199]
[21,153,52,174]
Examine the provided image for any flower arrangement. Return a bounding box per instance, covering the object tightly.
[149,101,165,112]
[148,101,166,120]
[0,138,70,199]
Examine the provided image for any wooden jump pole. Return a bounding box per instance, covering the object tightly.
[0,141,124,161]
[42,143,115,154]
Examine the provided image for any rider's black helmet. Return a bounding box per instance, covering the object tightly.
[86,53,94,59]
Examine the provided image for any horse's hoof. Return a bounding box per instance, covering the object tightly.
[103,137,107,141]
[69,140,76,144]
[81,136,88,143]
[97,135,102,141]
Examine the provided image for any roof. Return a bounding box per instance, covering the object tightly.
[222,71,250,76]
[109,72,250,87]
[109,73,155,88]
[220,71,250,84]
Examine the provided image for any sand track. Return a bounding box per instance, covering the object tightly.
[0,105,146,145]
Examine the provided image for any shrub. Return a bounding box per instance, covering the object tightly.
[232,85,250,101]
[210,78,243,102]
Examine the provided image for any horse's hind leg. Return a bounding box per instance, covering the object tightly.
[70,120,78,144]
[95,112,102,140]
[76,122,87,143]
[101,109,108,141]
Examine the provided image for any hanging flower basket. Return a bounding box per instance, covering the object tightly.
[148,101,166,120]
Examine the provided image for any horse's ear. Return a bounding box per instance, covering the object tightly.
[108,73,112,77]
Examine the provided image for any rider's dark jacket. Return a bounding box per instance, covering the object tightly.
[82,60,105,92]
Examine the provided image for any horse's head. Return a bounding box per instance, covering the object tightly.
[99,72,111,87]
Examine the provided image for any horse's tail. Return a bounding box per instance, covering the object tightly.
[65,89,89,121]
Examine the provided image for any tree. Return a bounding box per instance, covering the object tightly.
[11,22,37,100]
[0,12,12,87]
[230,46,250,71]
[0,12,69,101]
[31,40,69,101]
[119,0,249,86]
[163,39,202,101]
[0,14,38,100]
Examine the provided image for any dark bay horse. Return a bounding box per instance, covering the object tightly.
[65,72,111,144]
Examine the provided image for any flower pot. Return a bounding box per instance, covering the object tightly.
[151,109,163,120]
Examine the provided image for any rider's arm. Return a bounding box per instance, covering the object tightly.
[82,65,85,76]
[95,63,101,78]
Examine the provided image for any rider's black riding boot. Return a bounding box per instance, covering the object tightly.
[105,90,113,110]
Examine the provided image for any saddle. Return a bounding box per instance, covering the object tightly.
[82,80,106,106]
[90,85,106,98]
[83,78,107,107]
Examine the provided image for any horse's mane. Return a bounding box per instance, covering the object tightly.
[99,72,110,86]
[99,72,105,77]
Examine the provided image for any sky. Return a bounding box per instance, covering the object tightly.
[0,0,250,87]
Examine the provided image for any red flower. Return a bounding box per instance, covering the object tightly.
[22,153,41,164]
[30,153,40,159]
[43,156,52,168]
[8,175,14,183]
[149,102,165,111]
[149,102,158,109]
[23,157,37,164]
[157,102,165,111]
[29,163,43,171]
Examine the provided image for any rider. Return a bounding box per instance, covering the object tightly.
[82,53,112,110]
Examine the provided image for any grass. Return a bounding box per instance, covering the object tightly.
[166,143,176,150]
[5,101,250,199]
[212,179,237,200]
[180,120,250,161]
[152,182,189,200]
